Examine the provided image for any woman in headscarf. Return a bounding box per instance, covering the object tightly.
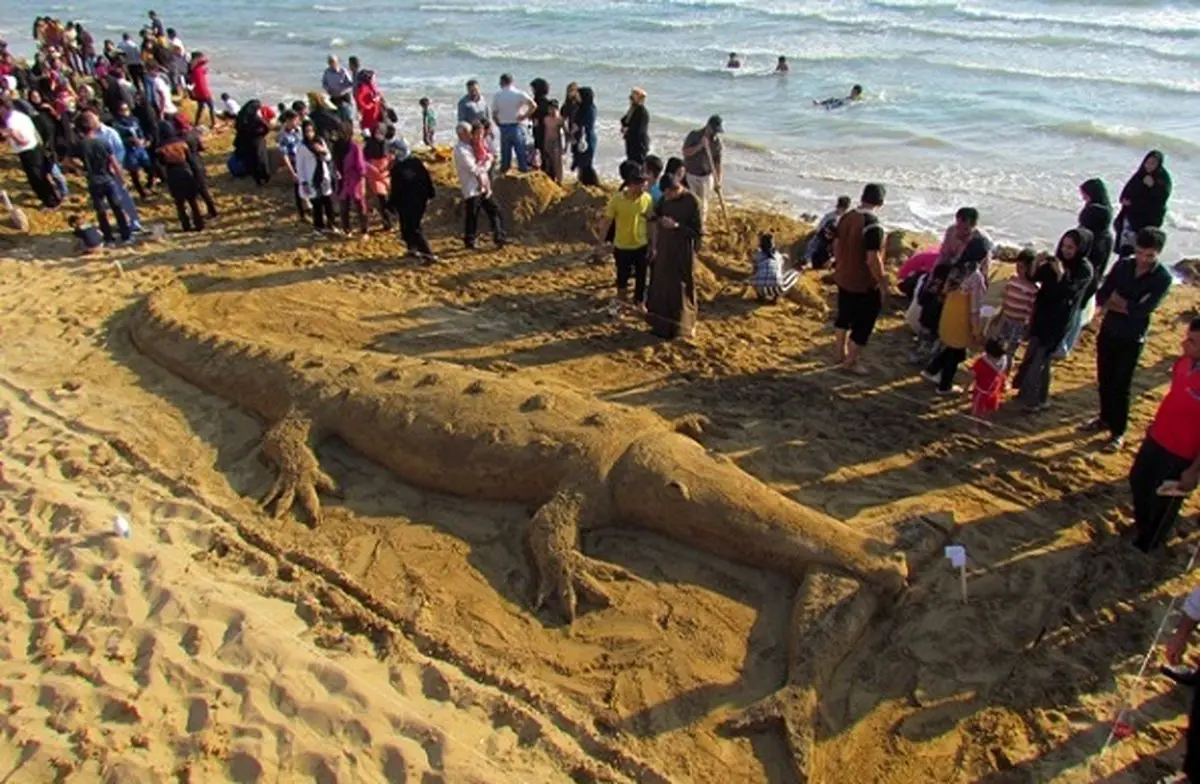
[646,172,703,339]
[333,134,369,236]
[1014,227,1095,411]
[156,120,206,232]
[387,140,436,262]
[571,86,598,187]
[921,235,990,394]
[295,120,336,234]
[363,123,394,230]
[529,77,551,173]
[1114,150,1171,253]
[233,98,271,185]
[1061,178,1115,354]
[353,69,384,133]
[561,82,581,139]
[307,91,347,143]
[620,87,650,164]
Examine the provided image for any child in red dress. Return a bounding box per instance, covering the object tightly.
[970,339,1009,430]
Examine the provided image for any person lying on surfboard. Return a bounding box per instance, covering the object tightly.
[815,84,864,110]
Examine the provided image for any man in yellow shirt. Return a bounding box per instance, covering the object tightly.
[601,160,655,310]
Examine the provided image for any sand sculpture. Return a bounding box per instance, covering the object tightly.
[130,281,945,780]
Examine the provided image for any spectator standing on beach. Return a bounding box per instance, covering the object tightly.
[156,120,206,232]
[388,140,437,262]
[277,110,307,223]
[541,100,565,184]
[0,98,61,208]
[600,160,655,311]
[75,111,131,244]
[1062,178,1116,355]
[334,135,369,237]
[529,78,551,172]
[561,82,581,138]
[681,115,723,224]
[354,69,384,133]
[572,87,599,186]
[453,121,505,250]
[363,124,393,230]
[991,248,1039,363]
[456,80,489,126]
[1128,317,1200,552]
[419,97,436,147]
[1013,228,1094,411]
[187,51,214,127]
[621,87,650,164]
[233,100,271,186]
[148,10,165,39]
[322,55,354,122]
[1085,227,1172,453]
[491,73,534,174]
[831,183,888,375]
[646,171,703,340]
[296,121,336,234]
[113,101,154,199]
[1115,151,1171,254]
[921,237,989,394]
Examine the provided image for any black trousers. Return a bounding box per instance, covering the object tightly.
[613,245,650,304]
[1096,330,1142,438]
[340,197,368,234]
[375,195,392,229]
[193,99,215,127]
[1186,682,1200,782]
[397,200,432,256]
[173,193,204,232]
[463,194,504,245]
[311,194,335,231]
[19,147,60,207]
[1129,436,1191,552]
[925,346,968,392]
[293,183,308,219]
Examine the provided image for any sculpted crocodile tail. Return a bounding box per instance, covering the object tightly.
[130,282,296,422]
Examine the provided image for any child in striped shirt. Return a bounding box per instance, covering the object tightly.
[993,248,1040,361]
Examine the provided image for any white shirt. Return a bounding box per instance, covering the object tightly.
[4,111,40,153]
[153,74,177,116]
[295,143,333,199]
[453,140,489,199]
[222,97,240,115]
[491,85,531,125]
[118,39,140,61]
[169,35,185,56]
[1184,587,1200,621]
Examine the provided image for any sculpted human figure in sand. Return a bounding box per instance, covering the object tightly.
[130,281,946,780]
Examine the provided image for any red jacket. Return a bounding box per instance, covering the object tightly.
[354,81,383,132]
[188,58,212,101]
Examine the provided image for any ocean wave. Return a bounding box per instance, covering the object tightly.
[930,58,1200,96]
[951,6,1200,38]
[312,3,346,11]
[1045,121,1200,156]
[253,20,280,28]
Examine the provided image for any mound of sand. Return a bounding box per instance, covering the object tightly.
[489,171,565,231]
[541,185,610,245]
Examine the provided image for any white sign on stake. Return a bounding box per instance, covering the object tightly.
[944,545,968,603]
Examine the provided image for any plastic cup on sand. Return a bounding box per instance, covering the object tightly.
[113,515,132,539]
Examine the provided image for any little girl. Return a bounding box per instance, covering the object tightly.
[470,121,493,194]
[969,339,1009,429]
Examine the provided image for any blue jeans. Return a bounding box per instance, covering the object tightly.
[88,179,132,242]
[113,179,141,231]
[498,123,528,173]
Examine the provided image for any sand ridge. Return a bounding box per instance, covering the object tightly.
[0,133,1198,782]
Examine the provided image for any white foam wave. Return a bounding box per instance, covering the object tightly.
[1046,120,1200,156]
[253,20,280,28]
[932,58,1200,96]
[312,3,346,11]
[952,6,1200,38]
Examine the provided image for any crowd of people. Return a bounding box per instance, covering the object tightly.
[2,12,1200,778]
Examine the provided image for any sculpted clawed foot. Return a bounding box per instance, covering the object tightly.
[528,481,648,623]
[723,685,820,782]
[259,414,337,526]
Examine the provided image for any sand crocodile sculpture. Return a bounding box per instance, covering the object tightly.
[130,281,945,781]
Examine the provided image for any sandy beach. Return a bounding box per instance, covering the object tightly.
[1,125,1199,783]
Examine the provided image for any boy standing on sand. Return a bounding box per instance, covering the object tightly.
[832,183,888,375]
[420,97,436,147]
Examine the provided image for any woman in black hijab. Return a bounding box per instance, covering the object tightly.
[571,86,598,186]
[1114,150,1171,253]
[620,87,650,164]
[1061,177,1115,354]
[233,99,271,185]
[529,77,551,174]
[1015,227,1094,411]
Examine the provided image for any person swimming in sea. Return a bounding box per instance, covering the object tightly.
[726,52,741,69]
[775,56,789,73]
[815,84,864,109]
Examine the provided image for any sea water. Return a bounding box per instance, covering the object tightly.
[5,0,1198,255]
